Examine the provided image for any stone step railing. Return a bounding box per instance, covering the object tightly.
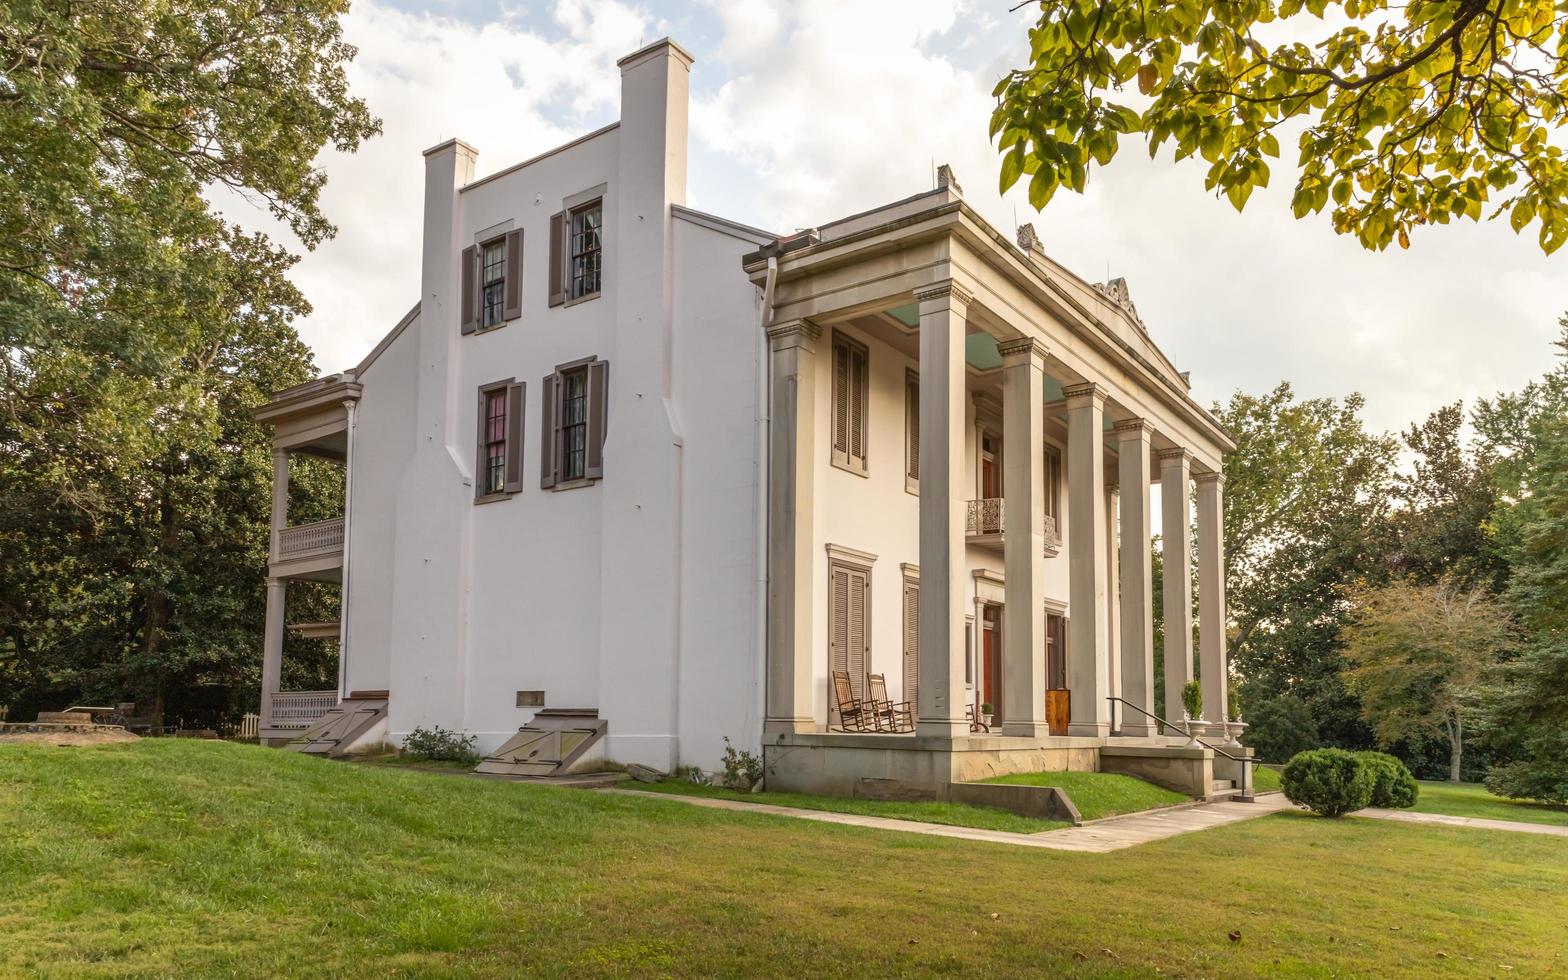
[276,517,344,561]
[964,498,1061,551]
[266,690,337,729]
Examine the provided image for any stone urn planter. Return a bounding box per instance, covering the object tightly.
[980,703,995,730]
[1225,718,1248,749]
[1181,710,1205,749]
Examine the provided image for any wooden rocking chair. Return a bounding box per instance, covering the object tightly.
[867,673,914,733]
[830,670,878,732]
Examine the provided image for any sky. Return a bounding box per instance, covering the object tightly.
[256,0,1565,438]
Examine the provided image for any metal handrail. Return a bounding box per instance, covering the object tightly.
[1107,696,1255,799]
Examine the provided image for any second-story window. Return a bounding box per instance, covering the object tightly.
[560,366,589,481]
[475,379,524,501]
[831,331,869,475]
[540,357,609,489]
[570,202,602,300]
[483,388,507,493]
[481,238,506,328]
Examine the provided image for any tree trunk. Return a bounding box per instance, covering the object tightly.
[1449,714,1463,783]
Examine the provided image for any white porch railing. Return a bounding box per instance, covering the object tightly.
[266,690,337,729]
[965,498,1061,552]
[276,517,345,561]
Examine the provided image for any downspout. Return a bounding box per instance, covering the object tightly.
[337,396,357,700]
[753,256,779,747]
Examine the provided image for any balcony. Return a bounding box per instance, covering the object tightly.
[271,517,345,580]
[965,498,1062,556]
[263,689,337,734]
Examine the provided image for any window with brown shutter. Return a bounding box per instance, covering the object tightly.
[568,200,602,300]
[831,331,869,475]
[547,212,566,307]
[540,356,608,489]
[904,369,919,493]
[901,574,919,706]
[828,558,871,723]
[466,229,523,333]
[475,379,524,501]
[1044,445,1062,521]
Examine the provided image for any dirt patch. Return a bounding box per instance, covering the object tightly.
[0,729,139,746]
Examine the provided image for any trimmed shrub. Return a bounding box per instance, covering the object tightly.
[403,725,479,764]
[1181,680,1203,719]
[1281,748,1374,817]
[1358,751,1419,808]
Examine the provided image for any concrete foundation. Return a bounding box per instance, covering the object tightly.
[1100,744,1215,798]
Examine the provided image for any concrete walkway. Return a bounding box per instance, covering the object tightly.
[1360,808,1568,838]
[610,788,1294,853]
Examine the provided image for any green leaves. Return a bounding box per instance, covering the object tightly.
[992,0,1568,253]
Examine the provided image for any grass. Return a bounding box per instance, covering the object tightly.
[631,778,1067,833]
[977,770,1189,820]
[1253,765,1283,793]
[1408,780,1568,827]
[5,740,1568,978]
[353,751,477,772]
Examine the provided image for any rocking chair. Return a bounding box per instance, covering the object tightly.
[867,673,914,733]
[830,670,878,732]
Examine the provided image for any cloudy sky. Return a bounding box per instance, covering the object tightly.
[261,0,1564,437]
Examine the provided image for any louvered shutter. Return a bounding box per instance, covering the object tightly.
[831,339,850,467]
[906,372,919,485]
[539,373,559,489]
[585,359,608,479]
[902,579,919,705]
[503,381,525,492]
[460,245,478,334]
[473,387,488,497]
[548,212,566,307]
[503,229,523,321]
[848,346,867,468]
[829,566,850,723]
[847,568,869,701]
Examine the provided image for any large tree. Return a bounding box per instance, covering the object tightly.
[1341,575,1513,781]
[0,2,377,722]
[993,0,1568,252]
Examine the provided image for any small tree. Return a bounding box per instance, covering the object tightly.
[1341,575,1512,782]
[1242,695,1320,764]
[1180,680,1203,720]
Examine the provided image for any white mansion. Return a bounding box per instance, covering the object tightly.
[255,39,1239,793]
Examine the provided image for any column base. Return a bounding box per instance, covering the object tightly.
[916,718,969,738]
[1001,720,1051,738]
[764,717,819,736]
[1067,721,1110,738]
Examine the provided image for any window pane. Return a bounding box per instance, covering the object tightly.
[560,369,588,480]
[483,389,507,494]
[482,240,506,326]
[570,204,602,299]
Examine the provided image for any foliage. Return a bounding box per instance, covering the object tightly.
[1388,404,1502,587]
[993,0,1568,252]
[1180,680,1203,719]
[1475,322,1568,803]
[1282,748,1374,817]
[0,1,378,722]
[720,737,764,790]
[1341,574,1513,781]
[1217,384,1397,748]
[1242,694,1320,763]
[1357,751,1420,808]
[674,764,712,786]
[402,726,478,765]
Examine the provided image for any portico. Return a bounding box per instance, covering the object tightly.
[748,175,1236,792]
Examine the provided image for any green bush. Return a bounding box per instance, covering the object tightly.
[1282,748,1374,817]
[403,725,479,764]
[1242,695,1320,763]
[1181,680,1203,719]
[1357,751,1419,808]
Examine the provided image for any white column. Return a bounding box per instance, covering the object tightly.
[998,337,1048,738]
[765,319,821,734]
[337,400,355,697]
[260,577,286,732]
[269,448,289,561]
[1196,471,1228,730]
[1116,420,1156,735]
[1105,486,1120,710]
[1065,383,1110,736]
[915,281,972,738]
[1160,448,1194,730]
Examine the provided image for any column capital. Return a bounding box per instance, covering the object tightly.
[1157,446,1192,464]
[1113,417,1151,439]
[914,280,974,309]
[765,318,823,351]
[1195,470,1226,487]
[1062,381,1107,407]
[996,336,1049,367]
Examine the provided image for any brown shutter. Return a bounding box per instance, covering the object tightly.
[847,567,869,701]
[460,245,478,334]
[548,212,565,307]
[474,386,487,499]
[539,373,559,489]
[849,345,867,468]
[829,565,850,723]
[585,359,608,480]
[831,339,849,467]
[503,229,523,321]
[503,381,525,493]
[906,372,919,485]
[902,579,919,705]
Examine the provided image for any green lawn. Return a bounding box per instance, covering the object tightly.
[1253,765,1283,792]
[978,770,1189,820]
[4,741,1567,978]
[1409,780,1568,827]
[631,778,1066,833]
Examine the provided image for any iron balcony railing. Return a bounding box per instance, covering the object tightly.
[964,498,1062,552]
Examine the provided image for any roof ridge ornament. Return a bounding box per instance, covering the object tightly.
[936,163,962,196]
[1017,222,1041,252]
[1093,276,1148,332]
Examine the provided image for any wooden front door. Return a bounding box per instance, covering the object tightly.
[1046,613,1069,735]
[981,604,1003,722]
[980,431,1003,499]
